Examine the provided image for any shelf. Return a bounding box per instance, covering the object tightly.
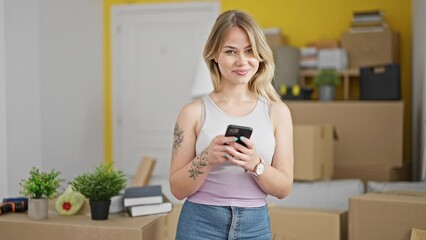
[299,69,360,100]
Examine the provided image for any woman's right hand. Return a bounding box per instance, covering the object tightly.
[205,135,238,166]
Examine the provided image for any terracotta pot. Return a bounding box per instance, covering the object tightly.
[28,198,48,220]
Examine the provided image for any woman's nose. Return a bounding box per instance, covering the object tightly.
[235,53,248,65]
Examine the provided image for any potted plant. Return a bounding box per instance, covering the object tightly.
[313,69,341,101]
[19,167,64,219]
[70,163,126,220]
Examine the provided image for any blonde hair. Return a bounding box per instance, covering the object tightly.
[203,10,280,102]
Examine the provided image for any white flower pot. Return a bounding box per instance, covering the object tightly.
[28,198,48,220]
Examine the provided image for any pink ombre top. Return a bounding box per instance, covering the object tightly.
[187,95,276,207]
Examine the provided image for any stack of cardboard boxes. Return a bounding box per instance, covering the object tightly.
[278,27,417,239]
[287,100,406,183]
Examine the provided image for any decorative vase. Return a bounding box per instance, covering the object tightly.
[319,85,336,101]
[28,198,48,220]
[89,199,111,220]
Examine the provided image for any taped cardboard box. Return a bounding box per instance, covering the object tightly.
[293,124,335,181]
[269,206,347,240]
[287,101,404,168]
[341,30,400,69]
[349,192,426,240]
[0,212,162,240]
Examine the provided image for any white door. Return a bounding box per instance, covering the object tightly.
[111,2,219,179]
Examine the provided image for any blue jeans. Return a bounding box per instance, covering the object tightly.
[176,201,271,240]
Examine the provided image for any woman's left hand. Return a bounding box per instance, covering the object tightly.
[225,136,259,172]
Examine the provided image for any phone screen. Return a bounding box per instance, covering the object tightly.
[224,124,253,147]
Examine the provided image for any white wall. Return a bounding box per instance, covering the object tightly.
[39,0,104,183]
[412,0,426,181]
[0,0,8,197]
[4,0,43,196]
[2,0,103,197]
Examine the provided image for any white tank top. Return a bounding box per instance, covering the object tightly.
[187,95,276,207]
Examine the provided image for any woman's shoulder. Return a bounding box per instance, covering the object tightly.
[177,97,204,120]
[268,100,291,121]
[181,97,203,112]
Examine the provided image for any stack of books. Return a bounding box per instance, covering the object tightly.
[299,47,318,69]
[123,185,173,217]
[349,10,389,33]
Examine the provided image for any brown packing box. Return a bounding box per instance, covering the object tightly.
[341,30,400,69]
[269,206,347,240]
[155,204,182,240]
[263,28,287,51]
[333,163,410,183]
[0,212,162,240]
[293,124,335,181]
[349,192,426,240]
[411,228,426,240]
[286,101,404,168]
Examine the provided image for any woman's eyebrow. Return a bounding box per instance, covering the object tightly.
[222,45,252,49]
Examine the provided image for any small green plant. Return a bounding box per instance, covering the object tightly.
[70,163,126,201]
[313,69,341,86]
[20,167,64,199]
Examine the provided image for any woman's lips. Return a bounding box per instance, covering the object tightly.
[233,69,249,76]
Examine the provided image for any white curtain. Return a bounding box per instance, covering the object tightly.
[413,0,426,181]
[420,0,426,181]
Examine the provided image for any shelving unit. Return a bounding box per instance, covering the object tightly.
[299,69,360,100]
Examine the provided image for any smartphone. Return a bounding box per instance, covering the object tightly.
[224,124,253,147]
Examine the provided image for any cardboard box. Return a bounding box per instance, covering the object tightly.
[0,212,162,240]
[341,30,400,69]
[333,163,410,183]
[155,204,182,240]
[349,192,426,240]
[411,228,426,240]
[293,124,335,181]
[263,28,286,51]
[269,206,347,240]
[287,101,404,168]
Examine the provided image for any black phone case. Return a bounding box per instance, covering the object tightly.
[225,124,253,147]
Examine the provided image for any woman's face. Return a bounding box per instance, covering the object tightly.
[216,27,259,86]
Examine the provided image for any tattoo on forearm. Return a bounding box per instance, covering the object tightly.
[173,123,184,156]
[188,149,208,180]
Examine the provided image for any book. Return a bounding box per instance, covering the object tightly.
[128,194,173,217]
[349,25,388,33]
[2,197,28,204]
[123,185,163,207]
[353,10,384,22]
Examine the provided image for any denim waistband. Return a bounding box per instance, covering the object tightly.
[176,200,271,240]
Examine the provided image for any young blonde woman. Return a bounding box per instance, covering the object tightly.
[169,10,294,239]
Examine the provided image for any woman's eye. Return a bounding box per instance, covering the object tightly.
[246,49,254,54]
[225,50,236,54]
